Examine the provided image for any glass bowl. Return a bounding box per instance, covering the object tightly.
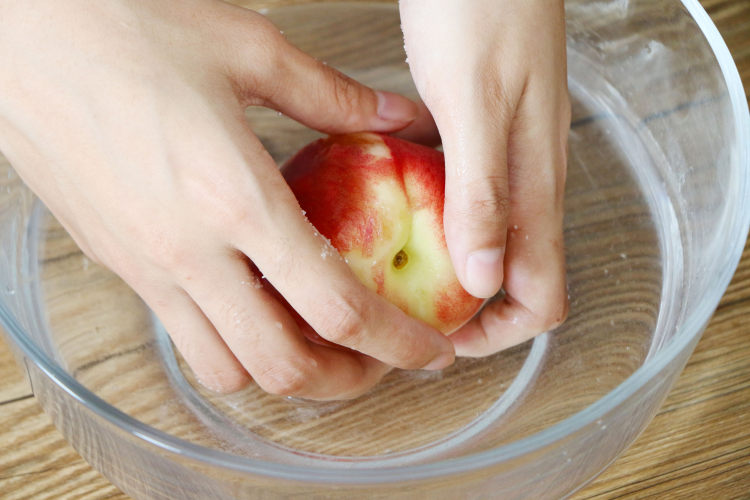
[1,1,748,498]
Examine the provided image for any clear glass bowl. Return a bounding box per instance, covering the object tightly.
[1,1,748,498]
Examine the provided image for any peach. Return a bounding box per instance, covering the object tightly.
[283,132,483,333]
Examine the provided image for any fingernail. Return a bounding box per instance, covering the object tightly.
[465,248,504,298]
[375,90,418,125]
[422,350,454,371]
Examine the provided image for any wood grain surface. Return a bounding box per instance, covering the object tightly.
[1,0,749,498]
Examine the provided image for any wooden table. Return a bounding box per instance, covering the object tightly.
[1,0,749,498]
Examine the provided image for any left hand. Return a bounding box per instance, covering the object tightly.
[400,0,571,355]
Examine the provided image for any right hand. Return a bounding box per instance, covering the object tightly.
[0,0,455,400]
[400,0,570,355]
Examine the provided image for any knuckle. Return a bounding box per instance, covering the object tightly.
[317,292,368,348]
[184,173,263,239]
[217,301,251,335]
[328,71,365,124]
[457,183,511,230]
[216,196,255,234]
[98,221,190,279]
[394,338,434,370]
[220,13,287,101]
[149,236,188,271]
[249,11,285,42]
[486,77,519,122]
[472,192,511,219]
[255,35,287,89]
[198,367,249,394]
[138,227,195,274]
[255,359,310,396]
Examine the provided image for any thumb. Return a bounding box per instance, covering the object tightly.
[229,19,418,134]
[438,85,517,299]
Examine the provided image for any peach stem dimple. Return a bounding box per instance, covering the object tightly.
[393,249,409,269]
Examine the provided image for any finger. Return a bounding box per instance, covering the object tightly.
[143,284,251,393]
[436,75,521,299]
[225,14,418,133]
[181,253,392,400]
[269,59,417,133]
[223,135,455,371]
[450,79,570,357]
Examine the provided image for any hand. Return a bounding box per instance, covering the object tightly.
[400,0,571,355]
[0,0,455,400]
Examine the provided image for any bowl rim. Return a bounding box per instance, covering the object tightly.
[2,0,749,485]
